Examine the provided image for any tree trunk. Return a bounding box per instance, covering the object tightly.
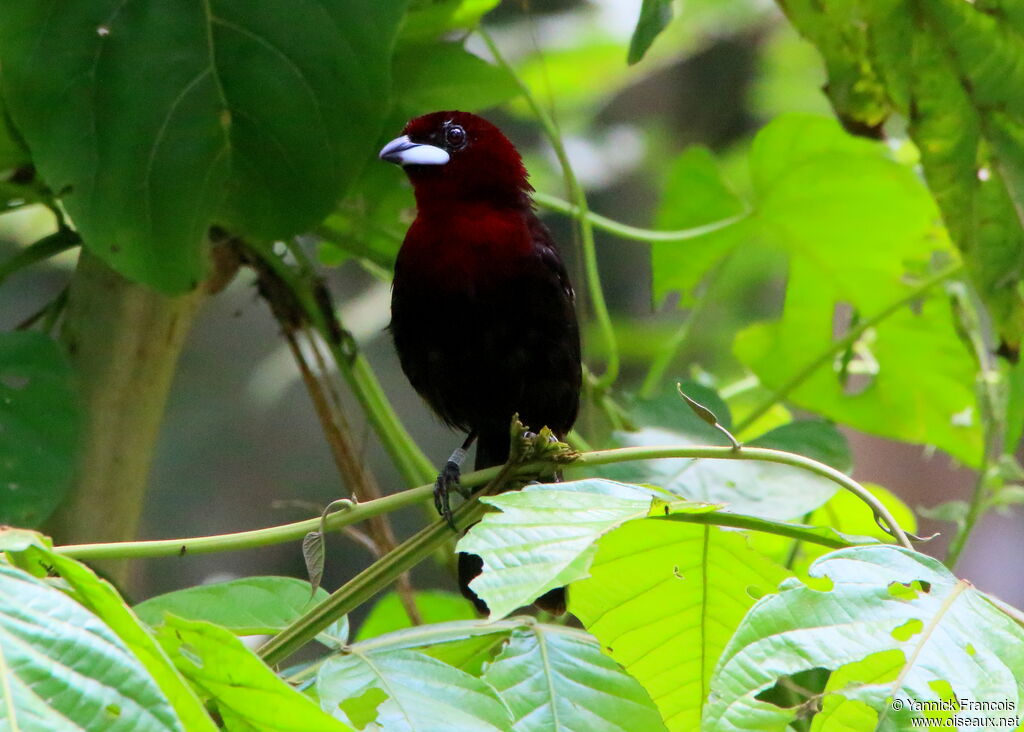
[45,246,235,585]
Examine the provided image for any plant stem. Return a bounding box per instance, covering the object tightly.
[0,228,80,287]
[43,249,217,584]
[57,443,911,561]
[735,263,964,434]
[284,328,421,623]
[480,28,620,391]
[57,485,432,560]
[245,240,434,486]
[532,192,749,243]
[259,455,526,666]
[944,282,1005,569]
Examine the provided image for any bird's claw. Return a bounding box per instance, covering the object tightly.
[434,460,464,531]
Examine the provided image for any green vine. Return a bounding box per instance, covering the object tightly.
[57,442,912,561]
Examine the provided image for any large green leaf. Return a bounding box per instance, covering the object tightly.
[0,563,183,731]
[0,331,79,527]
[750,481,917,577]
[155,615,349,731]
[482,626,666,732]
[652,115,946,308]
[317,646,512,731]
[135,576,327,635]
[705,546,1024,730]
[458,479,721,619]
[0,96,28,172]
[0,0,406,292]
[650,147,747,305]
[10,543,219,731]
[607,422,844,520]
[392,43,518,117]
[607,386,849,520]
[778,0,1024,348]
[735,282,982,466]
[570,520,791,731]
[399,0,498,43]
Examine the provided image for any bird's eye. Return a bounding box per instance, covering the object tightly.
[445,124,467,149]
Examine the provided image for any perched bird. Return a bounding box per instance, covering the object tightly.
[380,111,581,614]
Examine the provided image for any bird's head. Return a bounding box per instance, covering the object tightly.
[379,111,531,208]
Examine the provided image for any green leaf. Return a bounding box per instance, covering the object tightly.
[631,379,734,435]
[0,331,79,527]
[399,0,499,43]
[781,0,1024,348]
[356,590,475,641]
[736,288,982,466]
[156,615,350,731]
[316,616,351,650]
[628,0,674,65]
[747,419,852,472]
[482,626,667,731]
[349,618,514,677]
[0,563,184,731]
[319,160,410,271]
[317,647,512,731]
[570,520,791,731]
[606,422,843,520]
[0,0,406,293]
[392,43,518,117]
[650,147,747,305]
[12,545,218,731]
[458,479,720,619]
[0,96,28,172]
[607,427,839,519]
[135,576,328,635]
[705,546,1024,730]
[751,481,916,577]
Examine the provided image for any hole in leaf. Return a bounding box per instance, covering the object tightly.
[755,667,831,709]
[927,679,958,707]
[745,584,765,600]
[887,580,929,601]
[831,305,879,395]
[891,618,923,641]
[338,686,388,729]
[105,704,121,718]
[965,643,976,657]
[0,373,29,390]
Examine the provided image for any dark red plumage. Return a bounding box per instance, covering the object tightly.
[382,111,581,614]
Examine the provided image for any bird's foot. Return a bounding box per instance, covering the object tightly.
[434,460,464,531]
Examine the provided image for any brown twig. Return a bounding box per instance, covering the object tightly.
[279,288,422,625]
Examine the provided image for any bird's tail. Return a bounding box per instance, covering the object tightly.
[458,426,567,616]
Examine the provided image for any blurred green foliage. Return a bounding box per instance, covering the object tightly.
[2,0,1024,730]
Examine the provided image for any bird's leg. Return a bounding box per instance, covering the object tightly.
[435,432,476,531]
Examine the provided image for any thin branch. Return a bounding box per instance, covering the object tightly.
[258,454,526,666]
[944,282,1005,569]
[243,239,435,486]
[0,228,80,287]
[56,442,912,561]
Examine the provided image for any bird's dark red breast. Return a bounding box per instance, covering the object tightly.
[385,111,581,615]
